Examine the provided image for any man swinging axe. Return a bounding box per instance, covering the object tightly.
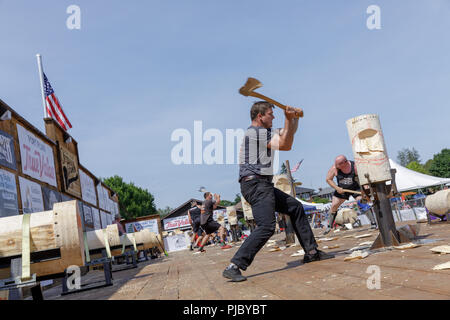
[223,78,334,282]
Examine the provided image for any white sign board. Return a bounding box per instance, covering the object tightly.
[163,215,190,230]
[213,209,227,221]
[79,169,97,206]
[18,176,44,213]
[163,234,188,252]
[16,124,57,187]
[125,219,159,234]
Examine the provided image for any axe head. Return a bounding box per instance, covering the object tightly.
[239,77,262,96]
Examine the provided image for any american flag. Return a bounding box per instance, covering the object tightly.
[290,159,304,173]
[43,73,72,131]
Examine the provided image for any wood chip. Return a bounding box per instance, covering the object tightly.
[433,261,450,270]
[344,250,369,261]
[359,241,373,246]
[430,245,450,254]
[318,237,338,242]
[354,233,373,239]
[394,243,420,250]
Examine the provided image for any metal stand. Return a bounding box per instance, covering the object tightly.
[61,250,113,296]
[0,258,41,300]
[427,210,450,225]
[112,249,138,272]
[363,173,405,250]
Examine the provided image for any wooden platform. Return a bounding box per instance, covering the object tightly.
[41,221,450,300]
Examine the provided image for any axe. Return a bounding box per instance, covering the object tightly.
[239,77,304,118]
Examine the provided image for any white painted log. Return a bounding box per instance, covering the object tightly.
[241,196,254,220]
[335,208,358,225]
[227,206,238,226]
[0,201,85,278]
[273,174,293,195]
[425,189,450,216]
[86,224,121,250]
[346,114,392,184]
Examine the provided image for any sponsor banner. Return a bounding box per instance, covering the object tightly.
[100,210,111,228]
[18,176,44,213]
[163,234,188,252]
[16,124,57,187]
[0,169,19,217]
[60,145,81,198]
[83,204,93,225]
[213,209,227,221]
[125,218,159,234]
[42,186,62,211]
[163,215,190,230]
[0,130,16,170]
[79,169,97,206]
[96,184,109,211]
[92,207,101,230]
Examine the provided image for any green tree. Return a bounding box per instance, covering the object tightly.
[157,206,173,218]
[102,175,157,220]
[406,161,428,174]
[219,200,234,207]
[311,197,330,204]
[233,193,241,205]
[428,148,450,178]
[424,159,434,173]
[397,148,421,166]
[280,163,287,174]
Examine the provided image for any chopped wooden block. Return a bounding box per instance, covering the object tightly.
[433,261,450,270]
[344,250,369,261]
[394,243,420,250]
[430,245,450,254]
[354,233,373,239]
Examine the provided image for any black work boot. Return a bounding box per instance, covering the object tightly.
[303,249,335,264]
[223,264,247,282]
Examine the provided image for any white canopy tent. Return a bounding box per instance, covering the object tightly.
[389,159,450,192]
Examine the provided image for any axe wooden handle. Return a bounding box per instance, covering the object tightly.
[341,189,362,195]
[248,92,304,118]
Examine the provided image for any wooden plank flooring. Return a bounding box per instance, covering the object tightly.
[41,221,450,300]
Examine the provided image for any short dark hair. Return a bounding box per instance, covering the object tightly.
[203,192,211,199]
[250,101,274,121]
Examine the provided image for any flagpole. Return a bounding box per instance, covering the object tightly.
[36,54,47,118]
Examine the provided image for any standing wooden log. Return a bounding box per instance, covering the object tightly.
[0,201,85,279]
[346,114,392,185]
[425,189,450,216]
[227,206,238,226]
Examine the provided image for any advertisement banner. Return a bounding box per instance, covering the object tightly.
[92,207,101,230]
[83,204,93,225]
[125,218,159,234]
[60,145,81,198]
[0,130,16,170]
[79,169,97,206]
[163,215,190,230]
[0,169,19,217]
[163,234,188,252]
[18,176,44,213]
[16,124,57,187]
[42,186,62,211]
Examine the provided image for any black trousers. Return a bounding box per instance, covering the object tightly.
[231,178,318,270]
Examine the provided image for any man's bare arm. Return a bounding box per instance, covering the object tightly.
[268,107,301,151]
[326,166,344,194]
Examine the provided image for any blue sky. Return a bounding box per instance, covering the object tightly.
[1,1,449,209]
